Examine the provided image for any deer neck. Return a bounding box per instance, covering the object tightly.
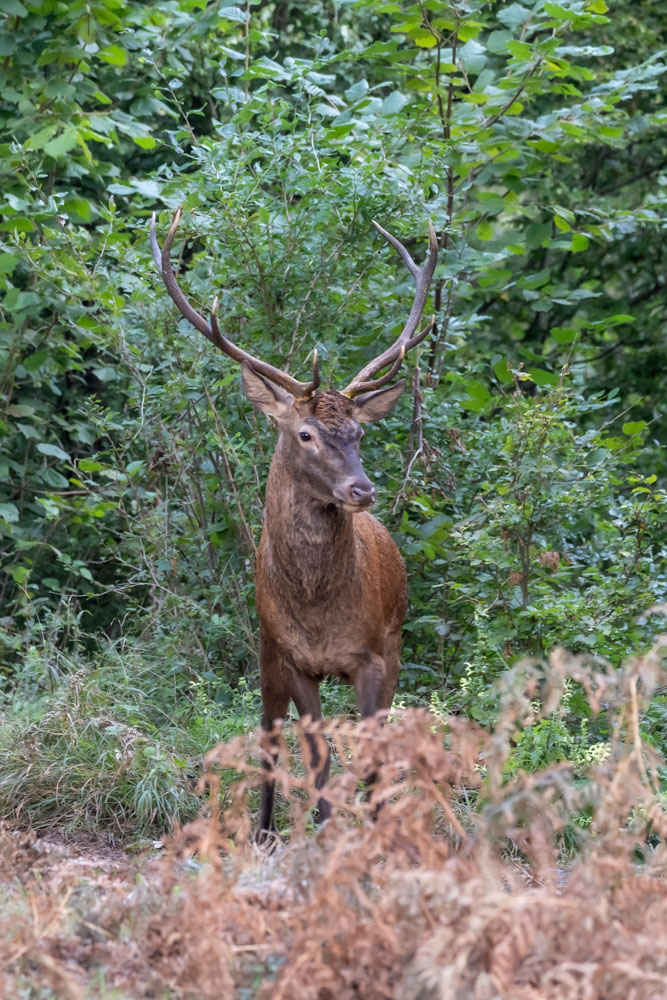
[262,447,356,600]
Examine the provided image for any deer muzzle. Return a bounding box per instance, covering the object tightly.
[336,477,376,511]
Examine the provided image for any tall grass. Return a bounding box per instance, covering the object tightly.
[0,632,262,839]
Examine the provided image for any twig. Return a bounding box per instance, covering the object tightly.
[393,362,423,513]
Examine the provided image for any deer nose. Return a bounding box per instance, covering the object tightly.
[348,481,376,506]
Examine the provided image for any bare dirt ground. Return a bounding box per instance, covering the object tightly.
[0,826,163,999]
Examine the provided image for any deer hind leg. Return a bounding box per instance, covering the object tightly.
[354,650,389,718]
[257,633,290,843]
[291,676,331,824]
[380,627,402,711]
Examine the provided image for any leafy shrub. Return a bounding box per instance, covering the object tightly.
[1,0,665,696]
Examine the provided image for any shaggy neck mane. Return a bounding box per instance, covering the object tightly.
[263,440,356,602]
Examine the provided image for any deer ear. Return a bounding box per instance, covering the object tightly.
[241,362,295,418]
[352,380,406,423]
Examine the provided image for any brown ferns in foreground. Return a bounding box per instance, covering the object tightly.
[139,634,667,1000]
[1,632,666,1000]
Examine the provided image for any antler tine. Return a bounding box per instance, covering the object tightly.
[149,212,163,273]
[151,208,320,399]
[342,221,438,399]
[151,208,213,341]
[349,346,406,397]
[345,315,436,396]
[371,220,421,278]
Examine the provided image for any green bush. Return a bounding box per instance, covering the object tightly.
[0,0,665,824]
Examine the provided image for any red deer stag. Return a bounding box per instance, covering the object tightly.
[150,209,437,838]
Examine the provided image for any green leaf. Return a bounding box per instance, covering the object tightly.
[0,252,19,273]
[218,5,249,21]
[0,217,34,233]
[7,565,30,584]
[550,328,578,345]
[133,135,158,149]
[0,502,19,523]
[506,40,532,60]
[462,379,492,412]
[249,56,287,80]
[0,0,28,15]
[314,103,339,117]
[413,29,438,48]
[478,268,511,289]
[98,44,128,67]
[477,220,493,241]
[23,349,49,371]
[459,40,486,73]
[25,124,58,151]
[554,215,571,233]
[571,233,589,253]
[457,22,483,42]
[599,125,624,139]
[37,443,70,462]
[64,198,91,221]
[130,178,161,198]
[381,91,407,115]
[607,314,634,325]
[497,3,532,28]
[544,2,572,19]
[345,79,368,101]
[529,368,561,387]
[326,122,355,140]
[525,223,552,248]
[622,421,648,436]
[360,40,399,57]
[92,367,117,382]
[44,131,79,158]
[492,357,514,384]
[391,17,421,34]
[487,30,513,54]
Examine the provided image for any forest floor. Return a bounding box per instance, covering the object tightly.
[0,826,161,999]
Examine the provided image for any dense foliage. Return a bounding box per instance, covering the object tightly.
[0,0,665,833]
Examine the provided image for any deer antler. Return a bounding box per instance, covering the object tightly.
[342,220,438,399]
[150,207,320,400]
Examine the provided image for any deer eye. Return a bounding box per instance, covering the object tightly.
[299,431,312,442]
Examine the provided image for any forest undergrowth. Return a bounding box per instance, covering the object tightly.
[2,629,666,1000]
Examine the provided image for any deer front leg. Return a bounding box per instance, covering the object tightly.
[257,629,290,843]
[292,675,331,824]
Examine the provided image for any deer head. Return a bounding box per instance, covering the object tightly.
[150,210,437,512]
